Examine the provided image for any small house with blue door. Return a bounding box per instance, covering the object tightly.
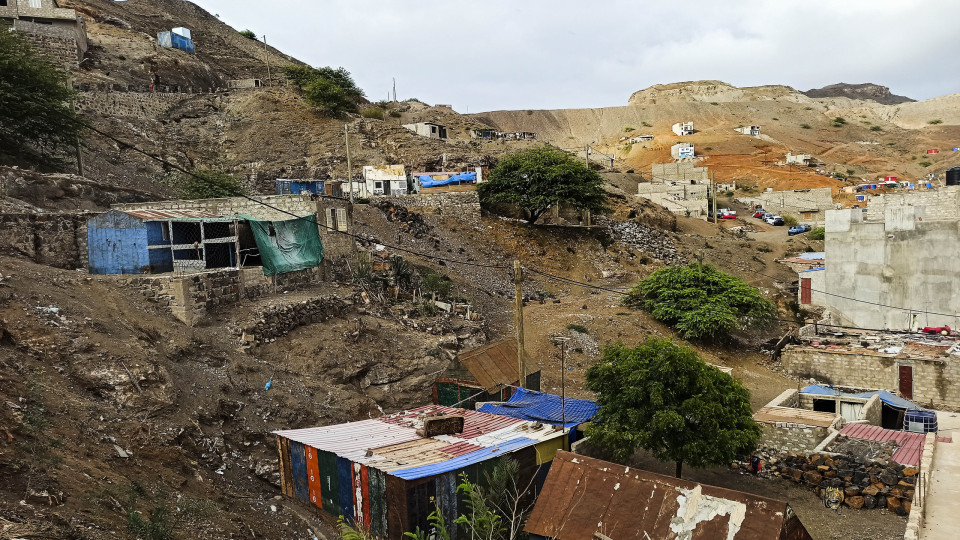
[274,405,568,540]
[87,209,239,274]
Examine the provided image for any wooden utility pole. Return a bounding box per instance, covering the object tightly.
[263,35,271,84]
[514,260,526,388]
[345,124,353,202]
[584,145,590,167]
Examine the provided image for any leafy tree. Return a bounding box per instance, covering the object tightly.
[586,339,762,478]
[808,226,825,240]
[176,169,246,199]
[0,25,82,164]
[622,262,775,342]
[239,29,258,40]
[478,146,608,224]
[284,64,365,116]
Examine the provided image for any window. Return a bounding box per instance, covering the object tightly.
[336,208,347,231]
[326,208,337,231]
[0,1,8,7]
[28,0,42,8]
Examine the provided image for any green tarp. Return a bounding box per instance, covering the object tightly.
[242,215,323,276]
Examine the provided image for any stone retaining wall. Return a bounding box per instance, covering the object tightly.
[239,295,354,347]
[758,422,831,454]
[375,192,480,219]
[75,92,213,120]
[0,213,88,269]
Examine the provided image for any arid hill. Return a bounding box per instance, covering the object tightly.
[803,82,914,105]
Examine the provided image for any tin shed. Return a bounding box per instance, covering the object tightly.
[275,405,568,539]
[433,339,541,408]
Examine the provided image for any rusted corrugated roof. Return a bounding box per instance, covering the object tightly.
[379,405,524,439]
[839,423,925,466]
[525,451,811,540]
[273,419,421,462]
[753,406,836,427]
[122,208,223,220]
[458,339,534,390]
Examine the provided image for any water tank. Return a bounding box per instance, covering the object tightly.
[947,167,960,186]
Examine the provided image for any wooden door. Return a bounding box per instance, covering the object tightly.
[899,365,913,399]
[800,278,812,305]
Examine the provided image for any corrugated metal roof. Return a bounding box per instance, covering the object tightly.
[800,385,923,411]
[477,388,597,428]
[525,451,811,540]
[361,438,454,472]
[458,339,534,391]
[753,406,837,428]
[273,419,421,462]
[839,424,925,466]
[379,405,524,439]
[121,209,223,220]
[390,437,538,480]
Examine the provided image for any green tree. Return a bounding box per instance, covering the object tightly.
[284,64,364,116]
[478,146,608,224]
[586,339,762,478]
[808,227,825,240]
[623,262,775,342]
[0,26,82,164]
[177,169,246,199]
[239,29,258,40]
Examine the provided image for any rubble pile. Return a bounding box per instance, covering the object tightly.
[742,450,918,514]
[605,218,685,265]
[373,200,434,238]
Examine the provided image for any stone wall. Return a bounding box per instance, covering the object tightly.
[113,195,318,222]
[783,346,960,410]
[757,421,830,454]
[75,91,206,120]
[375,192,481,220]
[0,213,88,269]
[12,19,84,66]
[239,295,354,347]
[130,266,324,325]
[904,433,937,539]
[865,186,960,222]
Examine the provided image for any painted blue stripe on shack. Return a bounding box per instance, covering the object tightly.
[390,437,538,480]
[289,441,310,502]
[337,457,355,523]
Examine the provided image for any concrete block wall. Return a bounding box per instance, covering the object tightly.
[904,433,937,540]
[758,422,830,454]
[865,186,960,222]
[0,213,88,269]
[859,394,882,425]
[783,346,960,410]
[737,188,834,225]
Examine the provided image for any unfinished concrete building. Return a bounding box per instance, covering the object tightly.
[735,125,762,136]
[672,121,693,136]
[736,187,835,225]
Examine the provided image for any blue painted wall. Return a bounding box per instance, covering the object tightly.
[87,211,150,274]
[146,222,173,273]
[277,180,325,195]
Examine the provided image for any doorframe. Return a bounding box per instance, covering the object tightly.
[897,362,914,400]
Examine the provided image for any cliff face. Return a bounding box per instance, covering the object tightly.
[802,83,914,105]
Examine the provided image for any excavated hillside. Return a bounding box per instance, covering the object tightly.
[473,80,960,190]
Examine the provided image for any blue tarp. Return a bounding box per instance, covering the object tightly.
[419,171,477,188]
[798,266,825,273]
[478,388,597,428]
[801,384,923,411]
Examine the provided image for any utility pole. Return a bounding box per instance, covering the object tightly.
[514,260,526,389]
[263,35,271,85]
[711,171,718,224]
[584,145,590,167]
[393,77,397,102]
[345,124,354,202]
[554,336,570,444]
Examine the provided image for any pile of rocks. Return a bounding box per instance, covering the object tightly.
[373,200,434,239]
[605,219,685,265]
[240,295,353,346]
[748,451,917,514]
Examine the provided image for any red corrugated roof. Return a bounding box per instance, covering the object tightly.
[379,405,524,439]
[438,441,485,457]
[839,424,926,466]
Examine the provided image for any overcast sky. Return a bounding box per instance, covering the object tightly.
[192,0,959,112]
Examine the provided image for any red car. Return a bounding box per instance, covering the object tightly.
[921,325,952,336]
[721,213,737,219]
[753,210,765,218]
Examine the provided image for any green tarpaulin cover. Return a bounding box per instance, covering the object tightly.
[242,215,323,276]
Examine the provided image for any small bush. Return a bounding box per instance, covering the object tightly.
[354,197,370,204]
[421,271,452,298]
[404,97,422,103]
[782,215,799,227]
[360,106,385,120]
[566,323,588,334]
[623,126,635,132]
[919,160,932,167]
[710,102,719,105]
[704,146,713,151]
[772,117,779,121]
[832,116,847,127]
[177,169,246,199]
[388,110,401,118]
[756,244,773,253]
[808,227,825,240]
[870,125,883,132]
[804,106,814,111]
[928,119,943,125]
[239,29,257,40]
[846,168,855,175]
[800,123,811,129]
[641,121,652,127]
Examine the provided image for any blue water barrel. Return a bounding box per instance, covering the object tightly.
[904,410,938,433]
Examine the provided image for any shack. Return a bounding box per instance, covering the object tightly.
[525,451,812,540]
[276,179,325,195]
[402,122,447,140]
[274,405,567,539]
[433,339,541,408]
[157,27,194,53]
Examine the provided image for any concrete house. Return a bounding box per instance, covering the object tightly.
[735,125,762,136]
[402,121,448,140]
[671,142,695,159]
[526,451,812,540]
[361,164,408,195]
[672,121,694,136]
[0,0,87,62]
[784,153,813,166]
[737,187,835,225]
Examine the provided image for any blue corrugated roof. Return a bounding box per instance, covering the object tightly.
[801,385,923,411]
[478,388,597,428]
[798,266,825,273]
[390,437,537,480]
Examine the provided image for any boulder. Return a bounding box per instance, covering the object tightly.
[862,485,880,497]
[844,496,865,509]
[903,467,919,477]
[803,471,823,485]
[863,495,877,509]
[844,486,861,497]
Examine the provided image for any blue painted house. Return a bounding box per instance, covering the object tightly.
[276,179,325,195]
[87,209,238,274]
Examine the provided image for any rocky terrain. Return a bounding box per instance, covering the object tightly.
[803,82,915,105]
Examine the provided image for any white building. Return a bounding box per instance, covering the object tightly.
[785,153,813,166]
[359,165,408,195]
[672,122,693,136]
[671,142,695,160]
[402,122,448,140]
[734,125,761,136]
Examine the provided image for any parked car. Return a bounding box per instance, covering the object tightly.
[921,325,952,336]
[765,215,785,226]
[788,224,811,236]
[753,209,766,218]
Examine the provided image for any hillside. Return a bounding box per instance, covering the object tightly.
[802,82,914,105]
[473,80,960,190]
